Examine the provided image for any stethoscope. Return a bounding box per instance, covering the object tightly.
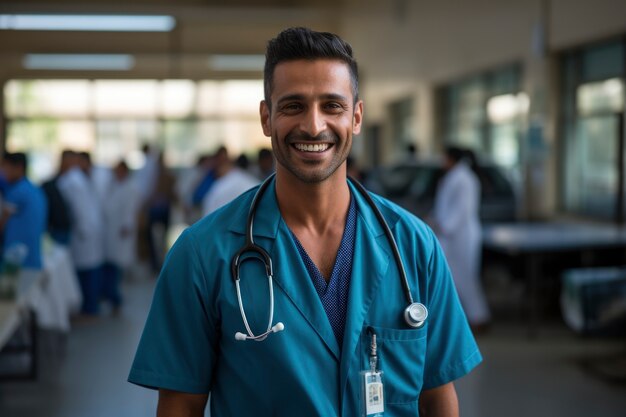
[231,174,428,342]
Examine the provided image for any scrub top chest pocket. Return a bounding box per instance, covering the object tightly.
[361,324,428,406]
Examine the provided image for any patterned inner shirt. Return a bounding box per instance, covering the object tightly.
[289,194,357,349]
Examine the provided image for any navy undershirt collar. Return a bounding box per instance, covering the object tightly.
[289,194,357,349]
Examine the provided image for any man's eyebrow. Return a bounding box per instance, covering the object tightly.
[276,93,349,105]
[321,93,349,102]
[276,94,305,105]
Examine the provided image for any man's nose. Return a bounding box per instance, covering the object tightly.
[300,107,326,138]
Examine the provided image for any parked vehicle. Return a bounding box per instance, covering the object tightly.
[364,160,518,222]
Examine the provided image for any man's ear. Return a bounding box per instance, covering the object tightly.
[352,100,363,135]
[260,100,271,137]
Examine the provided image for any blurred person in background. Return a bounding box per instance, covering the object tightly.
[102,160,140,314]
[41,150,73,246]
[346,155,363,182]
[250,147,275,180]
[175,153,213,225]
[431,146,490,332]
[201,146,259,216]
[77,151,112,202]
[190,152,217,209]
[405,143,419,163]
[235,153,250,170]
[144,151,177,273]
[134,143,160,206]
[58,150,105,316]
[0,152,48,270]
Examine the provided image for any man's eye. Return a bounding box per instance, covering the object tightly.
[282,103,302,112]
[325,102,345,111]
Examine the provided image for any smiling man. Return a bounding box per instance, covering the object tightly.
[129,27,481,417]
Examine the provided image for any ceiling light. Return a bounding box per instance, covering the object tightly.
[23,54,135,71]
[208,55,265,71]
[0,14,175,32]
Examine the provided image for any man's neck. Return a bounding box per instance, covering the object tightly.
[275,169,351,235]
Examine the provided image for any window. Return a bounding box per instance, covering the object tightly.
[388,97,415,150]
[4,79,265,182]
[560,39,625,222]
[438,65,525,170]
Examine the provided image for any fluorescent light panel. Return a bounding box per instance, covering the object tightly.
[23,54,135,71]
[208,55,265,71]
[0,14,175,32]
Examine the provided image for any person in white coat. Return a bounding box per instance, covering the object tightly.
[102,161,140,312]
[202,147,259,216]
[432,147,490,330]
[57,151,106,315]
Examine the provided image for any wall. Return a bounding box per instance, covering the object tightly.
[341,0,626,218]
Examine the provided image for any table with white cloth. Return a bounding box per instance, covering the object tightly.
[0,244,81,379]
[0,269,43,379]
[33,244,82,332]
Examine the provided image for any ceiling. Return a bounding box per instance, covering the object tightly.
[0,1,349,80]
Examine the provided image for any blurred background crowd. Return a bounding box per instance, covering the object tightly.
[0,144,274,317]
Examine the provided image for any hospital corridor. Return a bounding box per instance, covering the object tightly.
[1,0,626,415]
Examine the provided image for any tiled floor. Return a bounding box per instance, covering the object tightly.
[1,275,625,417]
[456,325,626,417]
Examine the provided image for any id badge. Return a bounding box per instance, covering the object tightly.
[360,370,384,416]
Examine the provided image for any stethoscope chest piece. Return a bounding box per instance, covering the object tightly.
[404,302,428,328]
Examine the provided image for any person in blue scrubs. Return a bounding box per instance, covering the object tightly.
[0,152,48,270]
[129,27,482,416]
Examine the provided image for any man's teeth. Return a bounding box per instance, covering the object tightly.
[294,143,330,152]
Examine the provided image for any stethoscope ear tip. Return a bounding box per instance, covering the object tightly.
[235,322,285,342]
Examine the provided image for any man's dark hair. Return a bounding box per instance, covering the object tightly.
[263,27,359,107]
[3,152,27,172]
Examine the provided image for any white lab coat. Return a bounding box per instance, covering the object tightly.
[90,165,113,203]
[103,176,140,268]
[433,162,490,324]
[57,167,105,270]
[133,149,160,206]
[202,168,259,216]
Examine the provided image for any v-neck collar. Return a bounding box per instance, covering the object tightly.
[289,194,356,291]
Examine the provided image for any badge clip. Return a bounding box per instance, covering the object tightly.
[361,328,384,417]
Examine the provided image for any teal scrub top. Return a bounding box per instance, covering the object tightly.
[129,179,482,416]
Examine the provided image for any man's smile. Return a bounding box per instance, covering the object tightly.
[293,143,333,152]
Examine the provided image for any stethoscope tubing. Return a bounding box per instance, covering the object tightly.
[347,177,415,305]
[232,173,427,341]
[235,275,275,341]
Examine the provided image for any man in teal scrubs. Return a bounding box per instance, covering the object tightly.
[129,27,482,416]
